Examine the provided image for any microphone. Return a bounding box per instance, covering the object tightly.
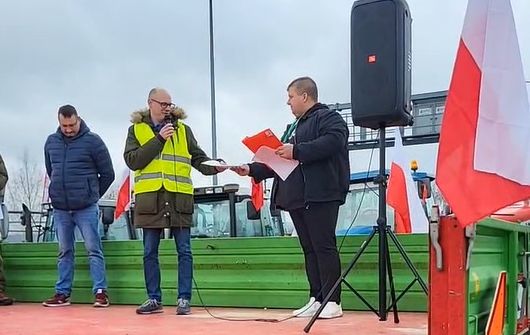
[164,113,174,125]
[163,112,177,144]
[164,110,180,129]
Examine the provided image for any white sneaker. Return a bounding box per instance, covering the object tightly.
[292,297,321,317]
[318,302,343,319]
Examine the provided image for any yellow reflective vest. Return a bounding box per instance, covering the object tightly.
[133,122,193,195]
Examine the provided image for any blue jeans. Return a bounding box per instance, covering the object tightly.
[143,228,192,303]
[54,203,107,295]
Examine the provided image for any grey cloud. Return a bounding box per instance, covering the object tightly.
[0,0,528,189]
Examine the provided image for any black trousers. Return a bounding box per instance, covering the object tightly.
[289,201,341,303]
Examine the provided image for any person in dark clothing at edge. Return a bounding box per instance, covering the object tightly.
[43,105,115,308]
[124,88,227,315]
[0,153,14,306]
[232,77,350,319]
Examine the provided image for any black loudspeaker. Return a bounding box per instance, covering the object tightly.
[351,0,412,129]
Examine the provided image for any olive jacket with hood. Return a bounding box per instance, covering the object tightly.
[0,153,8,202]
[123,107,218,229]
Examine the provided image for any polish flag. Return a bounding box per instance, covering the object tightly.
[42,173,50,204]
[251,178,264,211]
[436,0,530,227]
[114,170,131,220]
[387,130,428,233]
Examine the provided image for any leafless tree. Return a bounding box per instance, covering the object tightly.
[6,149,45,212]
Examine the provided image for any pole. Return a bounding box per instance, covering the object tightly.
[209,0,218,185]
[377,125,388,321]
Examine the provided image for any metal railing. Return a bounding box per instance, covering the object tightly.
[4,205,50,243]
[329,90,448,149]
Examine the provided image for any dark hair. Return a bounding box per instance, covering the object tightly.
[58,104,78,118]
[287,76,318,101]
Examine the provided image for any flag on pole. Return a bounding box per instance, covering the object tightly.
[251,178,264,211]
[387,130,428,233]
[115,170,131,220]
[436,0,530,227]
[42,173,50,204]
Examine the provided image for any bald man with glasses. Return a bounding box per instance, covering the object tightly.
[124,87,227,315]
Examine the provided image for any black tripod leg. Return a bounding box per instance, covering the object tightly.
[304,228,378,333]
[385,237,399,323]
[387,228,428,294]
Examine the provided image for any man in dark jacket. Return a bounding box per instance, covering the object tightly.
[42,105,115,308]
[233,77,349,319]
[0,153,14,306]
[124,87,226,315]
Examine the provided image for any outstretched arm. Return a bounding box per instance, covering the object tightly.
[187,125,218,175]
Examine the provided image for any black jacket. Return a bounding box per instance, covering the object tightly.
[44,120,115,210]
[250,103,350,210]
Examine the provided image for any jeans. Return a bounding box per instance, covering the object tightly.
[143,227,192,303]
[54,203,107,295]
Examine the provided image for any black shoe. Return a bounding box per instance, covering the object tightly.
[136,299,163,314]
[0,292,14,306]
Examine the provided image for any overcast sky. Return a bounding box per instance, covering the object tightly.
[0,0,529,190]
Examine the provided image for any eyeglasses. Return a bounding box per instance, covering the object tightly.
[150,99,176,109]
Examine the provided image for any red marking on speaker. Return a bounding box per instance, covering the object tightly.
[368,55,376,63]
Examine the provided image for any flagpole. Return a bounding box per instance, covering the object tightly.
[209,0,218,186]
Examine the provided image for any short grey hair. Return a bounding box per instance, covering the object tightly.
[148,87,166,99]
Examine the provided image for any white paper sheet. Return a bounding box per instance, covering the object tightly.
[252,147,299,181]
[201,160,240,169]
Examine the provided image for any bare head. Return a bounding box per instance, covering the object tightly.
[58,104,80,137]
[286,77,318,118]
[147,88,175,124]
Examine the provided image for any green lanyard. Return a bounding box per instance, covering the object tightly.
[280,119,298,143]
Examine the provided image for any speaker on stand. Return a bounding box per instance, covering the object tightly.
[304,1,427,332]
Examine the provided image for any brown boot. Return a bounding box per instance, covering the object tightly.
[0,292,14,306]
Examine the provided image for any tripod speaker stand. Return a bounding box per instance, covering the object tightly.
[304,126,428,333]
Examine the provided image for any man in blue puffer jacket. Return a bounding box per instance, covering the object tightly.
[43,104,115,308]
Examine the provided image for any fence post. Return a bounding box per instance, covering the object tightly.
[429,216,467,335]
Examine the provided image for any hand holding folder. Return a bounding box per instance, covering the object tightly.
[242,129,298,181]
[242,129,283,153]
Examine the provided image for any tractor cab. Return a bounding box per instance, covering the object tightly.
[1,183,286,243]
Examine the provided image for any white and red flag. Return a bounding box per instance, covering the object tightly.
[387,130,428,233]
[114,169,131,220]
[436,0,530,227]
[42,173,50,204]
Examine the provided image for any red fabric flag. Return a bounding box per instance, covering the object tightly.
[436,0,530,227]
[387,130,428,233]
[114,172,131,220]
[251,178,264,211]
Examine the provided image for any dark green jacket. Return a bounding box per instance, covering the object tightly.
[0,154,7,201]
[123,108,218,229]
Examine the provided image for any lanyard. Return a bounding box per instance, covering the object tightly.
[280,119,298,143]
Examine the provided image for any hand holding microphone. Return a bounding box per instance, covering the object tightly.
[159,123,175,140]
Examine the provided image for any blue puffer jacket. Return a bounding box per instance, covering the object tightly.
[44,119,115,210]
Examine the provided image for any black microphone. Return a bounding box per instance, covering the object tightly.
[164,111,180,130]
[164,113,174,125]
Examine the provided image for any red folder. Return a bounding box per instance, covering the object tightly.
[242,129,282,153]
